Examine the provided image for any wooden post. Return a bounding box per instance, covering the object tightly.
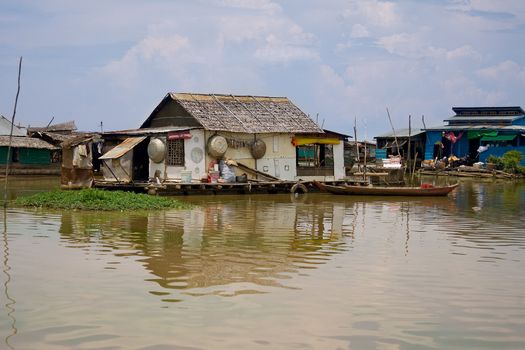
[3,57,23,208]
[363,119,367,181]
[412,152,418,183]
[353,117,359,171]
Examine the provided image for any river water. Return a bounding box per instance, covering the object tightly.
[1,177,524,349]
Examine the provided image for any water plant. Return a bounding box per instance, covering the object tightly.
[15,188,192,211]
[486,150,525,175]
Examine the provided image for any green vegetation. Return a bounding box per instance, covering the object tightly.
[487,150,525,175]
[15,188,192,211]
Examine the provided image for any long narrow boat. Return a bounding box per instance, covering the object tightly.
[315,181,459,196]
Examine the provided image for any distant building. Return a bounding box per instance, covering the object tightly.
[424,107,525,164]
[0,116,59,171]
[28,121,77,135]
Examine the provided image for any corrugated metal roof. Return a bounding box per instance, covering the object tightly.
[99,136,147,160]
[452,106,525,115]
[0,116,26,136]
[425,125,525,132]
[374,128,425,138]
[445,116,520,122]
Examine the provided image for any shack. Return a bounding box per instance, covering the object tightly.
[424,107,525,165]
[99,92,347,186]
[374,128,426,162]
[344,140,376,171]
[0,116,60,174]
[0,136,59,173]
[61,134,100,189]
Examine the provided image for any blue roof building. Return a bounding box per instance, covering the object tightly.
[424,107,525,165]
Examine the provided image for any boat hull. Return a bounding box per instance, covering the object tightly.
[315,182,459,196]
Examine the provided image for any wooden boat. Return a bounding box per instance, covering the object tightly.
[314,181,459,196]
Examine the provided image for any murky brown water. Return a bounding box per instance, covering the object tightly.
[1,177,525,349]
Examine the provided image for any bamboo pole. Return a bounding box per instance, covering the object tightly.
[3,57,23,208]
[407,115,411,176]
[386,108,400,156]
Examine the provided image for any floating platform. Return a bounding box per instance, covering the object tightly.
[419,167,519,179]
[93,179,369,196]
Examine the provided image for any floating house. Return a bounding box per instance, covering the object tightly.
[98,92,348,185]
[424,107,525,165]
[0,135,59,167]
[0,116,60,173]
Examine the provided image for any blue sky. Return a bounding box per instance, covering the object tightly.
[1,0,524,137]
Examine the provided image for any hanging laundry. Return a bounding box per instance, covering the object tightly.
[444,131,464,144]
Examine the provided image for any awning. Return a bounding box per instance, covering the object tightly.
[467,130,498,139]
[480,134,517,142]
[99,136,147,160]
[382,140,407,149]
[292,137,340,146]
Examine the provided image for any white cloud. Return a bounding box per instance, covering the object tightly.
[100,35,195,85]
[254,34,319,63]
[218,0,281,12]
[441,76,506,105]
[476,60,525,82]
[446,45,481,61]
[377,34,482,64]
[343,0,400,27]
[350,24,370,38]
[376,33,445,59]
[450,0,525,18]
[218,17,318,63]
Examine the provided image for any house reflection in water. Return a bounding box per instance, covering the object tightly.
[58,197,351,295]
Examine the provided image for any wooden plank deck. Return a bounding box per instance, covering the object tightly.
[93,178,369,195]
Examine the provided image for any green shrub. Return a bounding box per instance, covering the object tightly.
[15,188,192,211]
[486,155,503,170]
[501,150,523,173]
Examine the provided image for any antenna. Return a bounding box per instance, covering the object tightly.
[45,116,54,129]
[99,121,104,133]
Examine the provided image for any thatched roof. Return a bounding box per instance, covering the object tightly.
[61,133,99,148]
[28,121,77,133]
[29,131,75,145]
[142,92,323,134]
[0,136,58,150]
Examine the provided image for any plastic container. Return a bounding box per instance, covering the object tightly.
[180,170,192,183]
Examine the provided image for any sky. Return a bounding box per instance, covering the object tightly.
[1,0,524,138]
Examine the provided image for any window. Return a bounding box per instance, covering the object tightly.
[297,145,317,167]
[166,139,185,166]
[296,144,334,167]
